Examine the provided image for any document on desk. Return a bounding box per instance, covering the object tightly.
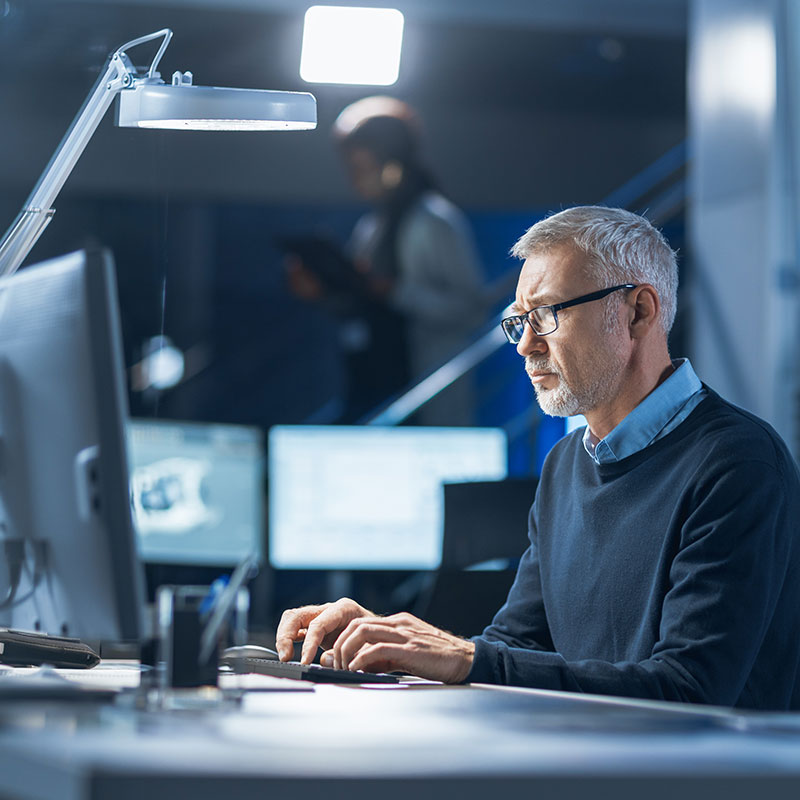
[56,665,315,692]
[53,663,143,690]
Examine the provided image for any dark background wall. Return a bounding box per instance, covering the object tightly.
[0,0,687,432]
[1,1,686,208]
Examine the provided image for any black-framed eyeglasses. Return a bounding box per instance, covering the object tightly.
[500,284,637,343]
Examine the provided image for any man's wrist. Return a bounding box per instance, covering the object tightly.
[446,638,476,684]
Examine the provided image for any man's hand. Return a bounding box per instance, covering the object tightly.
[275,597,372,664]
[321,611,475,684]
[276,600,475,683]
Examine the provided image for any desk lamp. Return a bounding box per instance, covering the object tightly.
[0,28,317,277]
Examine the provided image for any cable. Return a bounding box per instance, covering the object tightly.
[0,537,25,609]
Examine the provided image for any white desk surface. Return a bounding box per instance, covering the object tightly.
[0,665,799,800]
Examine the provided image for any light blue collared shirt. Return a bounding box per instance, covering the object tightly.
[582,358,707,464]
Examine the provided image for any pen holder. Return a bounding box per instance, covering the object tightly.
[156,584,248,689]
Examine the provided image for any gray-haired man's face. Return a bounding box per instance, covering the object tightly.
[512,246,631,418]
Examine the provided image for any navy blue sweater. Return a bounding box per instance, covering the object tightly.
[468,390,800,709]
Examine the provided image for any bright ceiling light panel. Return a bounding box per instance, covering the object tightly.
[300,6,404,85]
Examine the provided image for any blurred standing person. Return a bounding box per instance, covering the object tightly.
[337,96,485,426]
[288,97,485,425]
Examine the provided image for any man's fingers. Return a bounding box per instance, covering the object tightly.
[275,605,328,661]
[275,598,373,664]
[299,611,336,663]
[333,618,404,670]
[347,641,404,674]
[299,598,369,664]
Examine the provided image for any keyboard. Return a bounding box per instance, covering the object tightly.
[221,656,401,684]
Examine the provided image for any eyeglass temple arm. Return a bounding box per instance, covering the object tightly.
[552,284,636,313]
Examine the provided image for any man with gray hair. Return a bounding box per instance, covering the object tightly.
[276,206,800,710]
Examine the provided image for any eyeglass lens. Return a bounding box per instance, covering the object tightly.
[501,317,524,342]
[530,306,557,334]
[502,307,557,342]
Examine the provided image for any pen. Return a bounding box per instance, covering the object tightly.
[198,552,259,665]
[199,576,229,621]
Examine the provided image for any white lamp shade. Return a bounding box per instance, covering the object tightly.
[115,83,317,130]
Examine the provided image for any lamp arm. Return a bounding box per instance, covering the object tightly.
[0,29,173,278]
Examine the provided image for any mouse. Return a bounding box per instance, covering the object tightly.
[220,644,280,662]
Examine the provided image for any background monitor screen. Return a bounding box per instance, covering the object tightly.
[127,419,265,567]
[0,249,145,641]
[268,426,508,570]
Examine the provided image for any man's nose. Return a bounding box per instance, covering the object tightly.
[516,321,547,357]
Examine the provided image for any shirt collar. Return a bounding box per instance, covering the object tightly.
[582,358,703,463]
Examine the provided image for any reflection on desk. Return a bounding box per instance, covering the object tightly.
[0,679,799,800]
[0,661,319,695]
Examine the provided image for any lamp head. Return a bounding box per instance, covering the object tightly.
[115,73,317,131]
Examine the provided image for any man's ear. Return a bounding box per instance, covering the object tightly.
[628,284,661,339]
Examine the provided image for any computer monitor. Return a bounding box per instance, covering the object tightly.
[0,249,146,641]
[127,419,265,567]
[268,426,508,570]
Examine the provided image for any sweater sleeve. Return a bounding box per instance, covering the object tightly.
[467,457,797,707]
